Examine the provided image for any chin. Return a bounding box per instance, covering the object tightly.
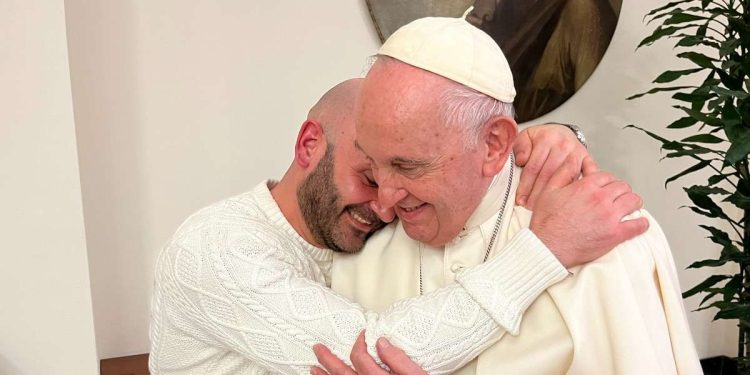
[403,225,432,244]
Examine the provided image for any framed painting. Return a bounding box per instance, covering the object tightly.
[365,0,623,122]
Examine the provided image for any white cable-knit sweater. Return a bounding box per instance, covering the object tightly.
[149,181,568,374]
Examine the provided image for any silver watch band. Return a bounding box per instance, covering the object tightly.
[558,123,587,148]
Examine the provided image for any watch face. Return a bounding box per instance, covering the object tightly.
[365,0,623,123]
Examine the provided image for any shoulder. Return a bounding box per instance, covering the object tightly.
[158,192,300,267]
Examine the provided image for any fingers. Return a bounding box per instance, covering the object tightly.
[311,366,330,375]
[613,192,643,217]
[350,331,385,374]
[581,171,617,188]
[615,216,650,242]
[512,128,533,166]
[524,149,572,209]
[313,344,356,375]
[376,338,427,375]
[515,146,550,207]
[538,152,583,196]
[581,156,599,176]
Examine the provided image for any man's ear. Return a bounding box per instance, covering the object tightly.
[294,120,326,169]
[481,116,518,177]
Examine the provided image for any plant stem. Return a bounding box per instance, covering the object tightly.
[740,159,750,365]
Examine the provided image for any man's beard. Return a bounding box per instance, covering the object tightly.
[297,147,384,253]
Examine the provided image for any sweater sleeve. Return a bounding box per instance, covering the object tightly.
[154,221,567,375]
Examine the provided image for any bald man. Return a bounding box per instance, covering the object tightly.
[149,79,616,374]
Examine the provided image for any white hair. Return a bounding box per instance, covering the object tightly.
[364,55,516,148]
[440,82,515,149]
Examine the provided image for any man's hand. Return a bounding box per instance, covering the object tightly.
[514,123,594,210]
[312,332,426,375]
[529,157,649,268]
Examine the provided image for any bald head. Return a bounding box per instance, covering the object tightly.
[308,78,363,143]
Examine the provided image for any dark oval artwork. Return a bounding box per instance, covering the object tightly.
[365,0,623,122]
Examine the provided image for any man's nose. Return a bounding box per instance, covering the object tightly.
[376,184,408,219]
[370,200,396,223]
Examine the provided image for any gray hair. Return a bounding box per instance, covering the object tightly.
[440,82,515,149]
[364,55,515,148]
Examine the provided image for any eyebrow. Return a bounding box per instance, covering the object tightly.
[354,141,436,168]
[391,157,431,167]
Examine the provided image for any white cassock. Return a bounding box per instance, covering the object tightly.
[331,160,702,374]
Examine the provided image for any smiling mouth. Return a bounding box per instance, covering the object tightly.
[349,209,373,226]
[401,203,425,212]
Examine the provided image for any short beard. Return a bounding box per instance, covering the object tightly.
[297,146,348,252]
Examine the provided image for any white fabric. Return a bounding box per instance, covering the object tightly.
[379,17,516,102]
[149,180,568,374]
[331,163,703,374]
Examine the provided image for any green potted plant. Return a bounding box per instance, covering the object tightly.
[628,0,750,372]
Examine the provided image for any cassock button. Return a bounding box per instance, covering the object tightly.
[450,263,466,274]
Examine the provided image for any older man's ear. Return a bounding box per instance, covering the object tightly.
[480,116,518,177]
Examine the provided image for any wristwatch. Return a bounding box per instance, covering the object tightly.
[559,123,587,148]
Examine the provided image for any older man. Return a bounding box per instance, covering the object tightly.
[149,74,635,373]
[323,17,702,374]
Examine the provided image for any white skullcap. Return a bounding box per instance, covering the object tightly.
[378,17,516,103]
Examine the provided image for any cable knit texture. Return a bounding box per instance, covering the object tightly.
[456,228,569,335]
[149,181,567,374]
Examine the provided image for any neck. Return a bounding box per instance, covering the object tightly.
[270,173,325,249]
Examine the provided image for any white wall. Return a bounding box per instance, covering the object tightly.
[64,0,381,358]
[0,1,99,374]
[64,0,734,360]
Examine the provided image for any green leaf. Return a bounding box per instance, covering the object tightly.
[667,116,699,128]
[726,132,750,164]
[693,186,731,195]
[726,191,750,209]
[624,124,670,143]
[685,185,726,217]
[698,224,732,245]
[674,35,719,48]
[664,13,707,25]
[639,26,691,48]
[654,68,703,83]
[717,70,743,90]
[711,86,749,99]
[664,148,713,158]
[708,173,732,185]
[665,160,711,186]
[683,274,731,298]
[696,300,733,313]
[672,92,713,103]
[728,17,749,41]
[677,51,716,69]
[722,102,743,141]
[688,258,729,268]
[628,86,695,100]
[720,38,741,58]
[681,134,724,143]
[699,289,721,306]
[722,275,742,303]
[685,205,718,218]
[644,1,695,21]
[674,105,722,126]
[715,305,750,320]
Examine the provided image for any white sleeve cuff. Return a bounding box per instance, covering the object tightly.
[455,228,569,335]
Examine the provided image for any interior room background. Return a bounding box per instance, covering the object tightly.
[0,0,736,373]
